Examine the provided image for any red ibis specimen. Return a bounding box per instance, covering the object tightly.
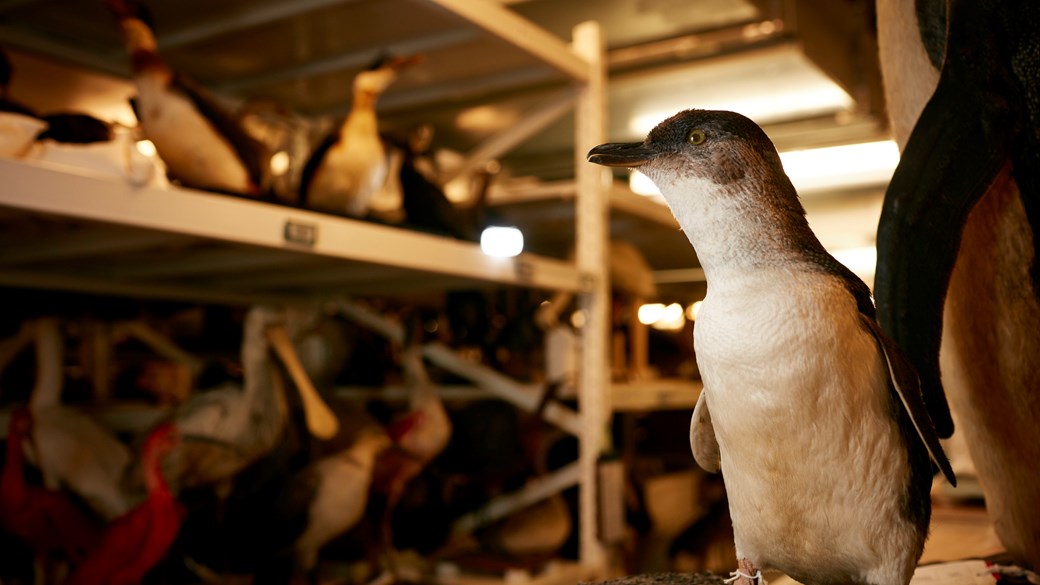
[1,406,99,564]
[300,54,420,217]
[24,317,134,520]
[876,0,1040,565]
[105,0,269,196]
[65,423,184,585]
[370,323,451,555]
[157,306,338,493]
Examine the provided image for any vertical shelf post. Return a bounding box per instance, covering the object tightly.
[572,20,609,571]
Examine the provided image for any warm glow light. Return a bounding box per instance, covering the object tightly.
[638,303,666,325]
[629,170,661,197]
[653,303,686,331]
[780,140,900,193]
[627,141,900,197]
[830,246,877,280]
[135,139,157,157]
[686,300,703,320]
[638,302,686,331]
[270,151,291,176]
[480,226,524,258]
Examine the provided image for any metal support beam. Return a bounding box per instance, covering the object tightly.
[213,28,476,93]
[440,85,579,184]
[572,19,608,570]
[420,0,589,82]
[452,462,580,533]
[158,0,362,50]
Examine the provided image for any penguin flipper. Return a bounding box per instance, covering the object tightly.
[874,63,1015,440]
[860,315,956,486]
[689,389,720,473]
[172,73,269,191]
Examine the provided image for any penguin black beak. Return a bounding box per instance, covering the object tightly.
[587,142,657,168]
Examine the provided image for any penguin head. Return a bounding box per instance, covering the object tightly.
[587,109,788,192]
[353,53,422,96]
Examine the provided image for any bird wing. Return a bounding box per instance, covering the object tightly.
[859,314,956,486]
[171,73,267,191]
[689,389,720,473]
[298,132,339,203]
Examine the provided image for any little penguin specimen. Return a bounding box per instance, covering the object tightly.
[587,109,956,585]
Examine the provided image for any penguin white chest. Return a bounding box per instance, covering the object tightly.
[694,271,919,581]
[135,78,253,194]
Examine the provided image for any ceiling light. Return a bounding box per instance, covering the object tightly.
[480,226,524,258]
[780,140,900,193]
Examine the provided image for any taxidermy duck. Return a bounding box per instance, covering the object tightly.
[875,0,1040,566]
[300,54,421,217]
[105,0,269,195]
[588,109,955,585]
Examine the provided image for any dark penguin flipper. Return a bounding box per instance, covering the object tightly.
[873,0,1027,440]
[172,73,268,193]
[689,390,720,474]
[860,315,956,486]
[298,132,338,206]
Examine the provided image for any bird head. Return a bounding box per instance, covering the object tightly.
[353,53,423,96]
[588,109,801,233]
[104,0,158,53]
[588,109,788,192]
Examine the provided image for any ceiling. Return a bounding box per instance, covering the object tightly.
[0,0,890,296]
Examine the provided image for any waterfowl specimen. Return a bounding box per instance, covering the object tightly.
[105,0,269,195]
[300,54,420,217]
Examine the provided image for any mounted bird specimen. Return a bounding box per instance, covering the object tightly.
[1,407,100,567]
[22,317,135,521]
[284,423,391,577]
[588,109,954,585]
[155,305,338,494]
[65,423,184,585]
[875,0,1040,566]
[370,316,451,556]
[104,0,269,196]
[397,124,497,241]
[300,54,421,217]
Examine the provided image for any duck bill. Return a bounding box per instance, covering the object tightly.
[587,142,657,168]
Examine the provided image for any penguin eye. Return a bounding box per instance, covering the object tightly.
[687,128,707,145]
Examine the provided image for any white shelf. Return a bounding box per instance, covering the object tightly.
[0,157,582,304]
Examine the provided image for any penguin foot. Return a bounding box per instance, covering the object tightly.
[724,559,764,585]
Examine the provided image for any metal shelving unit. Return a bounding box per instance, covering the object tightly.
[1,0,614,577]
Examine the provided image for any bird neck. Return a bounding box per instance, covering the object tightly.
[143,453,171,496]
[2,429,26,498]
[342,98,379,136]
[661,178,826,284]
